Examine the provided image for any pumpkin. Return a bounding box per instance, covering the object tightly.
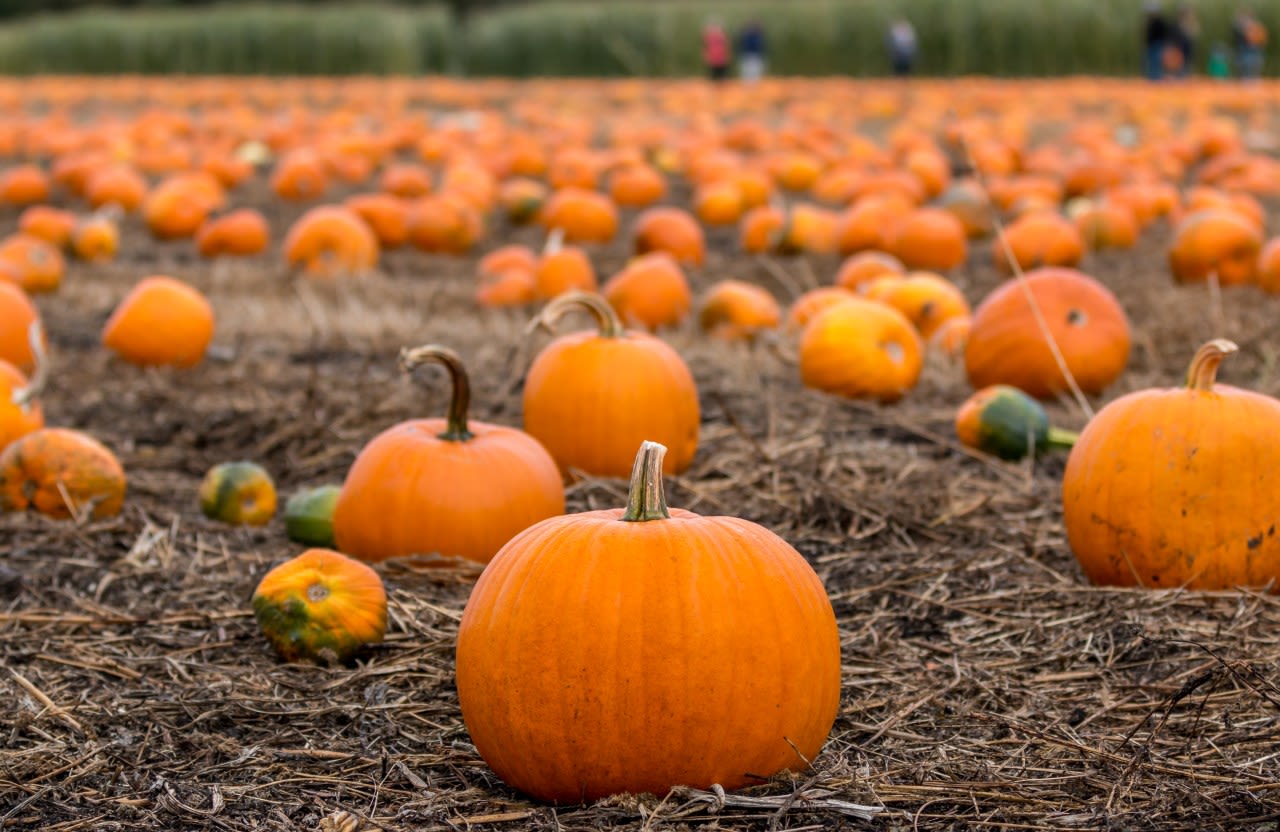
[1168,210,1262,286]
[994,212,1085,275]
[0,324,45,451]
[283,206,379,278]
[609,164,667,208]
[199,461,278,526]
[498,178,548,224]
[632,206,705,266]
[84,165,148,212]
[535,241,597,300]
[476,269,537,308]
[102,276,215,369]
[930,315,972,359]
[602,252,692,332]
[379,162,434,198]
[524,291,699,478]
[196,209,271,258]
[0,234,65,294]
[870,272,971,340]
[271,150,329,201]
[937,179,994,238]
[407,193,483,254]
[19,206,76,249]
[740,205,785,254]
[71,212,121,263]
[833,251,905,292]
[1072,201,1139,251]
[478,245,538,278]
[252,548,386,664]
[1257,237,1280,294]
[456,440,840,804]
[965,267,1131,400]
[955,385,1078,461]
[835,194,913,255]
[694,180,745,226]
[0,165,50,206]
[143,176,222,240]
[785,287,858,332]
[0,427,126,520]
[799,298,924,403]
[538,187,619,244]
[698,280,780,341]
[889,207,968,271]
[1063,340,1280,590]
[345,193,411,249]
[332,345,564,564]
[0,282,43,372]
[779,203,839,255]
[284,484,342,548]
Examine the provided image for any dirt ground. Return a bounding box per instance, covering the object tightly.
[3,175,1280,832]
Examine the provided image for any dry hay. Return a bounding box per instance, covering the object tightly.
[2,189,1280,832]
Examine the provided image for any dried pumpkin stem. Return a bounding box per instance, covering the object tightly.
[622,441,671,522]
[527,290,624,339]
[399,344,473,442]
[1186,339,1239,391]
[11,321,46,412]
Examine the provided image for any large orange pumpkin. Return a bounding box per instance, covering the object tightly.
[332,345,564,564]
[523,292,699,478]
[0,427,126,520]
[965,267,1131,400]
[102,276,215,369]
[799,298,924,403]
[456,440,840,804]
[1063,340,1280,590]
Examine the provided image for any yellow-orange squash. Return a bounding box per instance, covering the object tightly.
[456,440,840,803]
[252,548,387,664]
[1063,340,1280,590]
[102,276,215,369]
[332,346,564,564]
[799,298,924,403]
[199,461,278,526]
[0,427,126,520]
[523,292,699,478]
[965,267,1130,400]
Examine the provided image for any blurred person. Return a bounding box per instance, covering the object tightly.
[1171,4,1199,77]
[1209,42,1231,79]
[703,18,730,82]
[887,17,918,77]
[1143,1,1170,81]
[738,19,767,84]
[1234,7,1268,80]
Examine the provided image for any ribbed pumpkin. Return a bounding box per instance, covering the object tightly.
[965,268,1131,400]
[0,427,126,520]
[955,385,1078,461]
[523,292,699,478]
[102,276,215,369]
[697,280,780,341]
[456,440,841,804]
[1063,340,1280,590]
[333,345,564,564]
[252,548,386,664]
[799,298,924,403]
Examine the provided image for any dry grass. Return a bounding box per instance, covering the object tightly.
[3,168,1280,832]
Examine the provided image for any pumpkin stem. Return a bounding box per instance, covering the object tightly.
[399,344,473,442]
[1186,339,1239,392]
[622,440,671,522]
[1046,426,1079,450]
[11,321,46,413]
[526,290,624,339]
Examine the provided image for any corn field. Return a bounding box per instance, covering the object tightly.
[0,0,1275,76]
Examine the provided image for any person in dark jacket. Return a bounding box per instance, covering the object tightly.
[738,19,767,84]
[887,18,918,77]
[1144,2,1170,81]
[1171,5,1200,77]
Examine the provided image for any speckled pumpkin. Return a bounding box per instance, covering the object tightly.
[0,427,126,520]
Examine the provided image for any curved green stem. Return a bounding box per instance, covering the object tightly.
[399,344,473,442]
[1186,339,1239,391]
[527,290,624,339]
[1046,426,1079,451]
[622,441,670,522]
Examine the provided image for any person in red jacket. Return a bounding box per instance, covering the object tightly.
[703,19,730,82]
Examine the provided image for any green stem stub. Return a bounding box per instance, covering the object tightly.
[622,440,671,522]
[399,344,474,442]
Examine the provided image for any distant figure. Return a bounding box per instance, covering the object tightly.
[738,19,767,84]
[887,18,918,77]
[1143,1,1170,81]
[1209,42,1231,79]
[1171,5,1200,77]
[703,19,730,82]
[1233,7,1268,80]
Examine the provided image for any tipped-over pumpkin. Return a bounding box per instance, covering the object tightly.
[0,427,126,520]
[102,276,215,369]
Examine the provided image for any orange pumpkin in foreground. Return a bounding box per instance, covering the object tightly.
[102,276,215,369]
[253,548,387,665]
[523,292,699,478]
[800,298,924,403]
[965,268,1131,400]
[0,427,126,520]
[1064,340,1280,590]
[456,440,840,804]
[333,345,564,564]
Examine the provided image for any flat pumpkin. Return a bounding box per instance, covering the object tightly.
[456,441,841,804]
[0,427,126,520]
[252,548,387,664]
[1063,340,1280,590]
[523,291,699,478]
[333,345,564,564]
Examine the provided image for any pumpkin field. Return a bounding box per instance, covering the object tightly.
[4,76,1280,831]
